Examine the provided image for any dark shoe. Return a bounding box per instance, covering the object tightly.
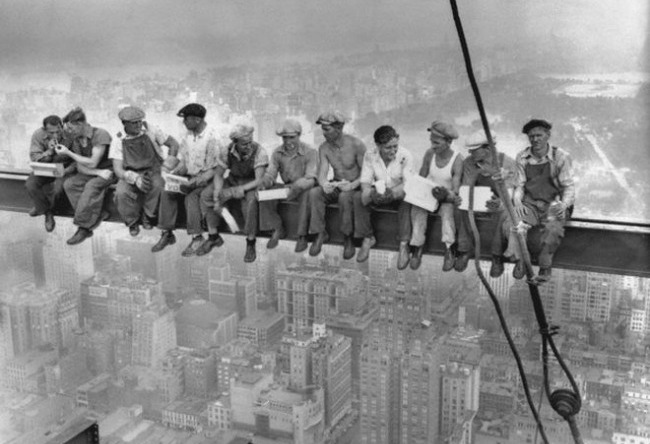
[29,208,40,217]
[129,225,140,237]
[454,251,472,272]
[537,267,552,282]
[489,256,504,278]
[180,235,203,257]
[343,236,355,260]
[442,247,455,272]
[410,246,423,270]
[195,234,225,256]
[44,212,55,233]
[141,217,154,230]
[295,236,309,253]
[397,242,411,270]
[244,240,256,263]
[267,227,285,249]
[152,231,176,253]
[513,260,525,280]
[67,227,93,245]
[309,231,329,257]
[357,236,376,263]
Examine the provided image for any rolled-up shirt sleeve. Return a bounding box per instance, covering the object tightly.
[556,151,575,207]
[514,152,528,190]
[360,152,375,185]
[254,146,269,169]
[216,143,230,170]
[30,133,51,162]
[108,139,123,161]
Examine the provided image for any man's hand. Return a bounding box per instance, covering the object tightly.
[486,196,502,212]
[513,198,528,220]
[97,169,114,181]
[337,180,355,192]
[231,186,245,199]
[162,156,180,173]
[218,188,234,203]
[134,172,152,193]
[322,182,337,194]
[361,189,373,206]
[54,144,70,156]
[549,201,567,220]
[432,186,449,202]
[286,184,301,201]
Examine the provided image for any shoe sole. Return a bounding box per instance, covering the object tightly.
[67,232,93,245]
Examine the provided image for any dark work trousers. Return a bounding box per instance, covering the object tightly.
[502,198,565,268]
[357,199,412,241]
[115,172,164,228]
[200,182,258,237]
[259,184,311,236]
[158,185,207,235]
[457,209,505,256]
[308,186,368,238]
[25,173,66,215]
[63,173,116,230]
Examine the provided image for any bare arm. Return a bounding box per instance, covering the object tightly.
[316,148,330,187]
[163,136,180,157]
[57,144,107,169]
[212,165,227,201]
[240,165,267,192]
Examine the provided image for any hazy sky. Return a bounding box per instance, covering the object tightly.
[0,0,646,72]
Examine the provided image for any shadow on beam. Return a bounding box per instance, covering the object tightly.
[1,171,649,277]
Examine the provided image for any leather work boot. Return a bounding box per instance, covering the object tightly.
[29,207,40,217]
[180,235,203,257]
[489,255,505,278]
[67,227,93,245]
[295,236,309,253]
[397,242,410,270]
[267,227,285,249]
[129,224,140,237]
[513,260,526,280]
[454,251,472,272]
[309,231,329,257]
[44,212,55,233]
[244,239,257,263]
[196,234,224,256]
[342,236,356,260]
[442,247,456,272]
[357,236,376,263]
[141,216,154,230]
[152,231,177,253]
[410,246,424,270]
[537,267,552,282]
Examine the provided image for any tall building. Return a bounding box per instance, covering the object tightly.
[360,345,401,444]
[311,333,352,430]
[156,348,185,404]
[209,263,257,320]
[439,361,480,442]
[399,339,443,444]
[43,225,94,297]
[80,273,163,330]
[237,310,285,348]
[175,299,238,349]
[115,234,180,293]
[326,306,378,406]
[276,264,369,330]
[0,283,78,353]
[131,309,177,367]
[286,333,315,390]
[184,349,217,398]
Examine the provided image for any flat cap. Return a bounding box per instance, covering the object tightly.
[118,106,145,122]
[315,111,347,125]
[522,119,552,134]
[276,119,302,136]
[229,123,255,140]
[177,103,206,119]
[427,121,459,140]
[465,131,497,150]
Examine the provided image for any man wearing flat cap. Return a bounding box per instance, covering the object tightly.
[111,105,180,237]
[502,118,575,281]
[308,110,368,259]
[408,120,464,271]
[454,131,516,276]
[201,122,269,262]
[151,103,226,256]
[359,125,414,267]
[55,107,115,245]
[259,119,318,251]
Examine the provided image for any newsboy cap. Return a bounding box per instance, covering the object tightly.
[427,121,459,140]
[177,103,207,119]
[118,106,146,122]
[229,123,255,140]
[276,119,302,136]
[465,131,497,150]
[315,111,347,125]
[522,119,552,134]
